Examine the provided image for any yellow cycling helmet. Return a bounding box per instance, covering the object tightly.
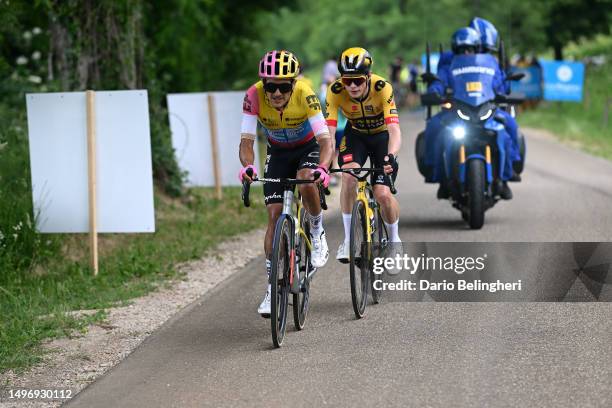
[259,50,300,79]
[338,47,373,76]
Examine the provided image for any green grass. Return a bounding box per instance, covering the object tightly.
[0,186,267,373]
[519,44,612,160]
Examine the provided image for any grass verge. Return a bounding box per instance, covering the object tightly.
[0,186,267,373]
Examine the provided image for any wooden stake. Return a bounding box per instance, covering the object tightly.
[86,90,99,275]
[207,93,223,200]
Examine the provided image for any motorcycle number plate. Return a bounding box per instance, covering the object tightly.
[466,81,482,92]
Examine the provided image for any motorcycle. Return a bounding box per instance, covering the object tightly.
[416,53,524,229]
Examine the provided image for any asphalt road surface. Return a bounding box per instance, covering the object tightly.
[67,112,612,407]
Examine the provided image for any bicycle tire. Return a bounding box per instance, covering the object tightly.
[349,199,369,319]
[370,206,388,304]
[293,209,310,330]
[271,215,292,347]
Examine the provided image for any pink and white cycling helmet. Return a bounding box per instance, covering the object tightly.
[258,50,300,79]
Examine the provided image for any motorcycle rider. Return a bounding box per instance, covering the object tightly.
[424,27,515,200]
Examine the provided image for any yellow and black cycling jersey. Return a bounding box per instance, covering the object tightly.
[324,73,399,134]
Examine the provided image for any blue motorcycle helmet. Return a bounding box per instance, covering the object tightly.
[469,17,499,52]
[451,27,481,54]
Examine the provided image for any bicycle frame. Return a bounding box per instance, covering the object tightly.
[356,180,375,242]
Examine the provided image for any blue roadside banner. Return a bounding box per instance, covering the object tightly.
[510,65,542,99]
[539,59,585,102]
[421,52,440,74]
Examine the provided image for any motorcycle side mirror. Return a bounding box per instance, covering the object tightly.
[421,72,440,84]
[420,92,444,106]
[495,93,526,104]
[506,72,525,81]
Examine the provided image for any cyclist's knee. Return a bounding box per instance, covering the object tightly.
[373,186,393,207]
[296,168,312,180]
[298,182,317,197]
[341,173,357,190]
[267,204,282,222]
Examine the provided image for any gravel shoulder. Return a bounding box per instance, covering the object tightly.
[1,227,265,408]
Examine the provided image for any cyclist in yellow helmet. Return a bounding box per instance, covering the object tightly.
[325,47,403,262]
[239,50,333,317]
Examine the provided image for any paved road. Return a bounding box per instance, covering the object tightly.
[67,112,612,407]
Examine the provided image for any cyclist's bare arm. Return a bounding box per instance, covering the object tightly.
[239,137,255,167]
[316,133,334,170]
[387,123,401,157]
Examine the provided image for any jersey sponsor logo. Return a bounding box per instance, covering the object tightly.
[339,136,346,152]
[451,66,495,76]
[331,81,344,94]
[308,151,320,158]
[374,80,386,91]
[364,105,374,113]
[306,94,321,111]
[390,108,398,115]
[342,154,353,163]
[352,112,385,130]
[386,92,394,104]
[352,105,358,111]
[243,95,252,112]
[385,116,400,124]
[300,161,319,168]
[264,154,271,172]
[264,192,283,202]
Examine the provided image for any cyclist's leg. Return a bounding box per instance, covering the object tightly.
[369,131,401,243]
[263,146,295,257]
[295,141,329,267]
[338,126,368,244]
[296,141,321,215]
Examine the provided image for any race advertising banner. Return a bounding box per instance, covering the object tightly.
[509,65,542,99]
[539,60,585,102]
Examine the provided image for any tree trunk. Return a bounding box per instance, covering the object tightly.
[553,43,564,61]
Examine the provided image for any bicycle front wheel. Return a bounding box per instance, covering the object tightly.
[349,199,369,319]
[370,207,388,304]
[271,215,292,348]
[293,209,310,331]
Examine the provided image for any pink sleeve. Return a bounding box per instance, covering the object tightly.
[308,112,329,137]
[242,85,259,115]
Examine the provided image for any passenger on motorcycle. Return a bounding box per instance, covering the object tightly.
[469,17,523,180]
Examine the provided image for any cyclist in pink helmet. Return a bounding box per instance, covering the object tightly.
[239,50,333,317]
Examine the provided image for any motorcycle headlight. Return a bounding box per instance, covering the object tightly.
[452,126,466,140]
[457,109,470,121]
[479,109,493,121]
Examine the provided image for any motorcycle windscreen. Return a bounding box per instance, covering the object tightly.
[449,54,497,107]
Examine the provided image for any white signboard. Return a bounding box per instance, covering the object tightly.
[167,91,259,187]
[26,90,155,233]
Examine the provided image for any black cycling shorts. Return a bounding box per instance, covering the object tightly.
[337,125,398,187]
[263,139,320,205]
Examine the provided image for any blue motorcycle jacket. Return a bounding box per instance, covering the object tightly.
[428,51,510,96]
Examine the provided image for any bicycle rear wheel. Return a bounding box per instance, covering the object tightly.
[370,207,388,304]
[271,215,292,347]
[293,209,311,330]
[349,199,369,319]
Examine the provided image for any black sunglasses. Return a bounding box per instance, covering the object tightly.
[341,76,367,87]
[263,81,294,94]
